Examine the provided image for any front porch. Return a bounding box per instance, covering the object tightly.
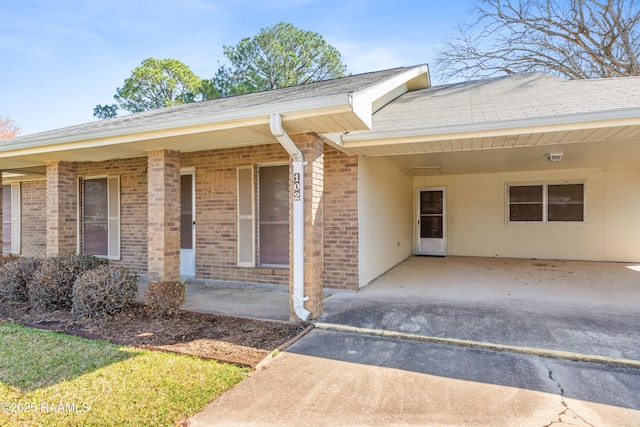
[137,279,291,322]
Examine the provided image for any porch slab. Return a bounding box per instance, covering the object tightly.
[137,280,291,322]
[320,256,640,362]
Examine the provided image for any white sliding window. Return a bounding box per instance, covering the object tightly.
[508,182,584,223]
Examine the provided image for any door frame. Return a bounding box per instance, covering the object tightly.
[415,187,447,256]
[180,168,196,276]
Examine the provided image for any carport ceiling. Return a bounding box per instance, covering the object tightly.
[381,137,640,176]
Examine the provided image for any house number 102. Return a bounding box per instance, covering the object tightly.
[293,173,301,201]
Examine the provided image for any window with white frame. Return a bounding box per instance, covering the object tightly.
[2,183,20,254]
[508,183,584,223]
[259,165,290,266]
[237,165,290,267]
[81,177,120,259]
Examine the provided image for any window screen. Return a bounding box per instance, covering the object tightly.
[83,178,109,256]
[509,185,543,222]
[82,177,120,259]
[259,165,289,266]
[548,184,584,222]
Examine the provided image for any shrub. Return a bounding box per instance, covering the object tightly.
[0,254,20,268]
[72,265,139,318]
[0,257,41,302]
[145,281,186,317]
[28,254,107,312]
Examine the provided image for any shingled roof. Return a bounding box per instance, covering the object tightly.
[0,65,430,170]
[371,72,640,132]
[10,66,418,143]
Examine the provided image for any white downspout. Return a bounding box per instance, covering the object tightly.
[269,113,311,321]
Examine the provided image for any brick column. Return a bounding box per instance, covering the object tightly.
[46,161,78,257]
[290,134,324,320]
[147,149,181,283]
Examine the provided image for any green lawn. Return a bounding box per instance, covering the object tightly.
[0,323,248,426]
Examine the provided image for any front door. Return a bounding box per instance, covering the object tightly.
[180,172,195,276]
[417,188,446,256]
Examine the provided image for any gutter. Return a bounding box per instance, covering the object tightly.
[269,113,311,321]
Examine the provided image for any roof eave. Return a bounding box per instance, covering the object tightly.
[341,106,640,147]
[0,93,356,155]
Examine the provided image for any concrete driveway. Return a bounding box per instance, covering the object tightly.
[190,256,640,426]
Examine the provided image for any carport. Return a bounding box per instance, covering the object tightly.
[336,72,640,289]
[321,256,640,362]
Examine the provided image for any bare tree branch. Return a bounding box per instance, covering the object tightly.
[436,0,640,81]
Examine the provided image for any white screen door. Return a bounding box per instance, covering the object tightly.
[417,188,446,256]
[180,172,195,276]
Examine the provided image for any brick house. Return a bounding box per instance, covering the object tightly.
[2,65,640,320]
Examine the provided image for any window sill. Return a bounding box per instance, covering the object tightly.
[256,267,289,276]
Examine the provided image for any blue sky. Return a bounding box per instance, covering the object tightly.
[1,0,475,135]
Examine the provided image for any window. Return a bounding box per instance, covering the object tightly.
[2,184,20,254]
[508,183,584,223]
[508,185,543,222]
[258,165,289,266]
[81,177,120,259]
[548,184,584,222]
[237,165,290,267]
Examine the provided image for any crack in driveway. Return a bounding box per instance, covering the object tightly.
[541,360,595,427]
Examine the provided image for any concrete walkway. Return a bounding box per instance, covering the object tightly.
[191,328,640,426]
[189,256,640,426]
[137,280,291,321]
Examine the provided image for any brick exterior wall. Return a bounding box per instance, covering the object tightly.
[29,137,361,306]
[147,149,181,282]
[77,157,148,272]
[21,180,47,257]
[46,161,77,256]
[323,146,360,291]
[181,143,291,287]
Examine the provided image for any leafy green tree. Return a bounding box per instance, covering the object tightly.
[94,58,214,118]
[436,0,640,81]
[93,104,118,120]
[213,22,347,96]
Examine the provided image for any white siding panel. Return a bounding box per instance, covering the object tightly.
[604,168,640,261]
[359,156,413,287]
[452,174,501,257]
[414,166,640,262]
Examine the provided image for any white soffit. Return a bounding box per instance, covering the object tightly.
[339,107,640,155]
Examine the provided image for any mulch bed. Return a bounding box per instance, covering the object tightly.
[0,301,309,368]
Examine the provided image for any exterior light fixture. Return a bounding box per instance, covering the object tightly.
[547,152,563,162]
